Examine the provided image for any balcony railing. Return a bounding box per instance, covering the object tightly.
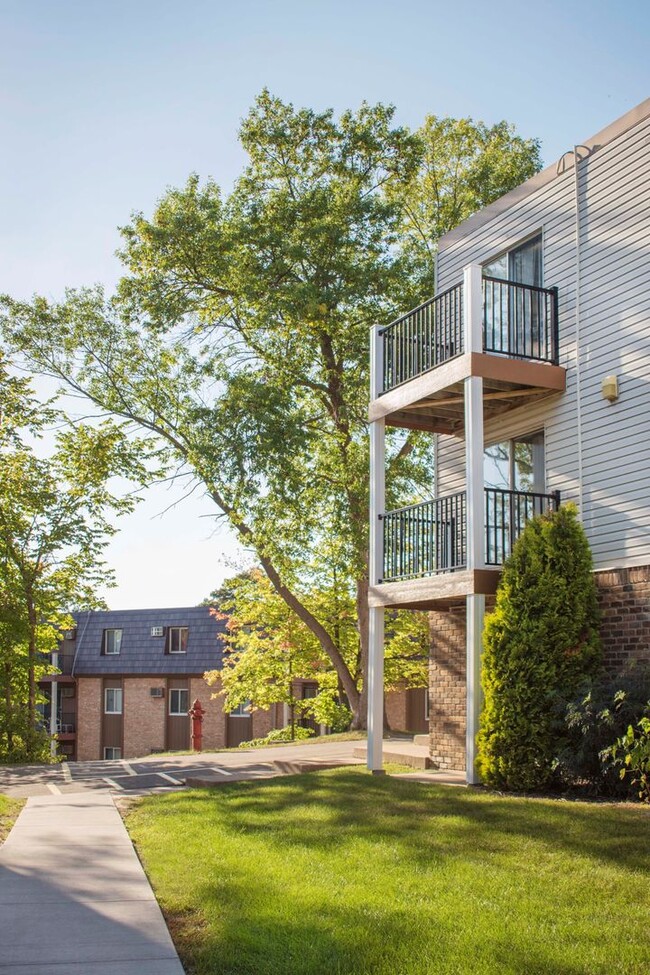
[485,487,561,565]
[483,277,558,363]
[379,278,559,394]
[381,283,464,392]
[383,493,467,582]
[381,488,559,583]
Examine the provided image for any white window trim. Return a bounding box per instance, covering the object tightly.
[104,746,121,760]
[104,687,123,715]
[167,626,188,654]
[169,688,189,716]
[103,628,122,655]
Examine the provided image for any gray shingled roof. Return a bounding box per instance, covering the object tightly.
[71,606,226,676]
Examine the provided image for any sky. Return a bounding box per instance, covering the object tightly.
[1,0,649,609]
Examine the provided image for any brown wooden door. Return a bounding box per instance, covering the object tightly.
[166,679,190,751]
[227,702,252,747]
[406,687,429,734]
[299,682,319,733]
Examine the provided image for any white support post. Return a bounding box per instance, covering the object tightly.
[368,324,386,772]
[463,262,485,785]
[463,263,483,356]
[466,594,485,784]
[464,376,485,571]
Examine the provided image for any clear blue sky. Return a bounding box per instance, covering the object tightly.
[1,0,648,607]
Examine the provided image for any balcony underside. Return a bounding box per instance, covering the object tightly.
[368,569,501,610]
[369,352,566,435]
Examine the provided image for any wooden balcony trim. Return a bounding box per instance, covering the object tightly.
[368,569,501,609]
[369,352,565,422]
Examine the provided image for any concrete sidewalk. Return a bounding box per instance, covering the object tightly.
[0,793,184,974]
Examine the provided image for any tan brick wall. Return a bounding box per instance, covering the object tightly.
[429,604,467,771]
[251,706,274,739]
[122,678,167,760]
[596,566,650,672]
[385,689,409,732]
[76,678,102,761]
[189,676,227,751]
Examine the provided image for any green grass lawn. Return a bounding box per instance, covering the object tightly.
[0,794,24,843]
[125,769,650,975]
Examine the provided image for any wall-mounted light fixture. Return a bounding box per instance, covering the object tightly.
[601,375,619,403]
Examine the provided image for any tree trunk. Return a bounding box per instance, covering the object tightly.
[27,597,37,744]
[351,573,369,730]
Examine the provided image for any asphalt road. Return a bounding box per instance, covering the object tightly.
[0,740,364,797]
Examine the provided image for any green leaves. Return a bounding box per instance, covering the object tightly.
[1,91,543,727]
[478,504,602,791]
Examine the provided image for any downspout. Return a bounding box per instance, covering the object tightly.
[572,145,590,518]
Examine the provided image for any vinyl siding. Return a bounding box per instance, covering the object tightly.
[434,113,650,571]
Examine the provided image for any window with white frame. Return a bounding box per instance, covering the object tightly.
[104,687,123,714]
[104,747,121,760]
[229,700,251,717]
[167,626,188,654]
[169,688,189,716]
[103,628,123,655]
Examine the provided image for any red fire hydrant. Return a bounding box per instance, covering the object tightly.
[189,698,206,752]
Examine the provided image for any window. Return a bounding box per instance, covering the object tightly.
[229,700,251,717]
[483,236,545,359]
[169,688,189,716]
[483,234,543,287]
[167,626,188,654]
[103,628,122,655]
[424,689,430,722]
[104,747,121,760]
[104,687,123,714]
[484,432,545,494]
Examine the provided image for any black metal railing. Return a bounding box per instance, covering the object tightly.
[485,487,560,566]
[482,277,559,365]
[381,488,560,582]
[382,493,466,582]
[379,278,559,393]
[380,283,464,392]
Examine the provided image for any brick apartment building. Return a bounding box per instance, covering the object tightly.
[44,604,427,761]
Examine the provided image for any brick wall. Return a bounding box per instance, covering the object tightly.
[122,678,166,760]
[252,706,275,739]
[385,689,408,732]
[189,676,227,750]
[428,604,467,771]
[76,678,102,762]
[595,566,650,671]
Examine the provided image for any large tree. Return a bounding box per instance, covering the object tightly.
[1,92,541,728]
[0,353,148,759]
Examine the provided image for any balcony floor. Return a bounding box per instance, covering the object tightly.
[370,352,565,435]
[368,568,501,609]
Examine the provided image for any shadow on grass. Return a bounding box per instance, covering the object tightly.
[169,873,598,975]
[130,770,650,975]
[156,769,650,874]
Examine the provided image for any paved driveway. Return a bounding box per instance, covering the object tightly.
[0,739,364,797]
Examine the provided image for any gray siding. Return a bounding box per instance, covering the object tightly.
[434,112,650,571]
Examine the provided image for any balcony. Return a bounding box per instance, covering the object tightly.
[381,277,558,393]
[381,487,560,583]
[370,268,565,435]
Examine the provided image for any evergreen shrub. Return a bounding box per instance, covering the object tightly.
[477,503,601,790]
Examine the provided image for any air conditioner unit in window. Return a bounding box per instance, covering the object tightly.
[150,626,164,637]
[150,687,164,698]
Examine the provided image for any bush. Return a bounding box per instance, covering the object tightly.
[602,710,650,803]
[238,725,315,749]
[477,504,601,791]
[555,668,650,796]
